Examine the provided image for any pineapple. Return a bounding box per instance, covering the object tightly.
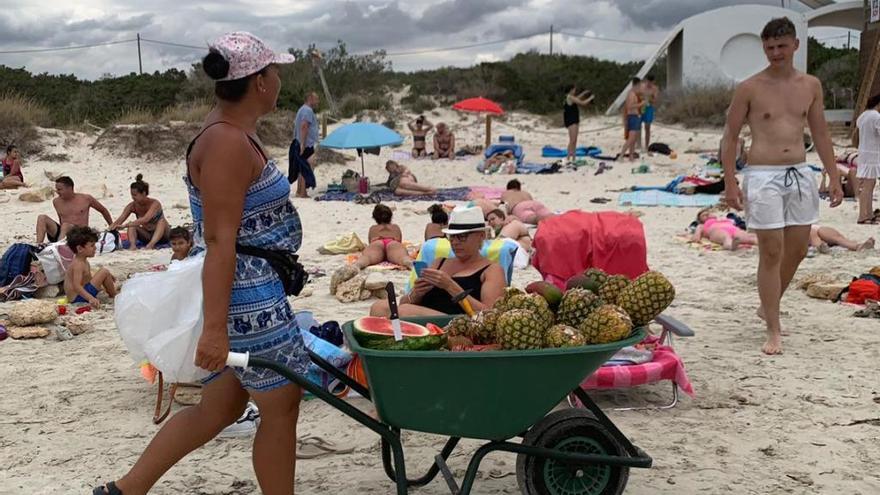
[543,324,587,348]
[582,268,609,293]
[493,287,525,312]
[556,288,601,327]
[506,294,555,328]
[579,305,633,344]
[617,271,675,326]
[598,275,631,306]
[496,309,545,350]
[444,315,476,338]
[471,309,500,345]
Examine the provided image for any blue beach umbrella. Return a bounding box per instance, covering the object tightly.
[320,122,404,176]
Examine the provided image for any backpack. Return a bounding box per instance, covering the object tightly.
[0,243,35,286]
[97,230,120,255]
[837,274,880,305]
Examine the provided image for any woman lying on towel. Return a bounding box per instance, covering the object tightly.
[331,204,413,290]
[371,206,505,317]
[386,160,437,196]
[692,207,757,251]
[809,225,874,255]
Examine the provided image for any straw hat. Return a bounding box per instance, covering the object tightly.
[442,206,489,235]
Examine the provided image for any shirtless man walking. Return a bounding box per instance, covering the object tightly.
[619,77,643,162]
[36,176,114,243]
[722,17,843,355]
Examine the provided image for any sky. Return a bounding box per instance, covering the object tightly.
[0,0,858,80]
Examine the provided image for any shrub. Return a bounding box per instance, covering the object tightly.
[160,100,213,123]
[0,93,51,154]
[114,107,156,125]
[401,93,435,114]
[659,86,734,128]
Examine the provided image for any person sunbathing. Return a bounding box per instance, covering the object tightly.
[482,150,515,173]
[819,151,859,199]
[501,179,554,224]
[385,160,436,196]
[408,115,433,158]
[485,208,532,253]
[809,224,874,254]
[370,206,505,316]
[692,208,757,250]
[424,204,448,241]
[356,204,413,270]
[433,122,455,159]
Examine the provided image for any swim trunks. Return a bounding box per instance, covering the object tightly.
[626,114,641,132]
[742,164,819,230]
[641,105,655,124]
[511,200,552,224]
[72,282,99,304]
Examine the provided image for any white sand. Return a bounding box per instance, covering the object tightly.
[1,111,879,494]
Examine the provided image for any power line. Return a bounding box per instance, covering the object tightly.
[557,31,660,46]
[0,39,136,55]
[140,38,205,51]
[378,30,549,57]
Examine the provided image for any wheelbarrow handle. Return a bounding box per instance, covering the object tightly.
[226,351,250,368]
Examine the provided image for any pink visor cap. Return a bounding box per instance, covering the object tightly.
[209,31,295,81]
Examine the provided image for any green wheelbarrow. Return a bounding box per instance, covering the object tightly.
[225,316,652,495]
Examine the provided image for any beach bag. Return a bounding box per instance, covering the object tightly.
[839,274,880,305]
[0,243,35,286]
[35,242,75,285]
[341,169,361,193]
[115,252,209,383]
[96,230,120,255]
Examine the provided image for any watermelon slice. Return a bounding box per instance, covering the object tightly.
[352,317,446,351]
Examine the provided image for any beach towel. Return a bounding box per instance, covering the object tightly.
[315,187,473,202]
[576,336,695,398]
[318,233,366,255]
[405,237,518,291]
[532,211,649,289]
[516,162,562,174]
[631,176,686,193]
[675,234,753,251]
[541,145,602,158]
[468,186,505,200]
[619,190,720,208]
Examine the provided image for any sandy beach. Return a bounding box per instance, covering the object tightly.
[1,109,879,495]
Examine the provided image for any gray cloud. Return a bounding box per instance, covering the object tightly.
[615,0,807,30]
[416,0,527,32]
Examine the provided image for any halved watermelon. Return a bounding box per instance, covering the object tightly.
[352,317,446,351]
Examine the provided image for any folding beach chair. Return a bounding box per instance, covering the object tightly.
[405,237,519,291]
[570,313,695,411]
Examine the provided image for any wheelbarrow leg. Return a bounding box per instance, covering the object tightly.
[457,442,500,495]
[382,434,461,488]
[380,434,410,495]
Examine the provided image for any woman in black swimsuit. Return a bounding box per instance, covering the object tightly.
[563,85,594,164]
[371,205,506,317]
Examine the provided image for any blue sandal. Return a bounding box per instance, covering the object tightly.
[92,481,122,494]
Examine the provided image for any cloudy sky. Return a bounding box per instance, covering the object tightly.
[0,0,856,80]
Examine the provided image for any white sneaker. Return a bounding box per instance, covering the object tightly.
[220,402,260,437]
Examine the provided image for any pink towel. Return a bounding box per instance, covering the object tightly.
[468,186,505,200]
[578,337,695,398]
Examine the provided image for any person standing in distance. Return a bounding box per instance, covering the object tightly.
[721,17,843,356]
[289,91,320,198]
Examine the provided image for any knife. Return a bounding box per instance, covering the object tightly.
[385,282,403,341]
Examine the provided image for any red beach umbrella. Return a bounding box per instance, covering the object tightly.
[452,97,504,148]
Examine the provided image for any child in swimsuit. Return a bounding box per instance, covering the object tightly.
[63,226,118,308]
[692,207,757,251]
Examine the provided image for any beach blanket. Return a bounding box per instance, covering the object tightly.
[532,211,649,289]
[517,162,562,174]
[315,187,472,202]
[541,145,602,158]
[576,336,695,398]
[619,190,719,207]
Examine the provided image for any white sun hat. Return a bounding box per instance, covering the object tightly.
[442,205,489,235]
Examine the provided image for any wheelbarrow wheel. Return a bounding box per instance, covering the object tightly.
[516,409,629,495]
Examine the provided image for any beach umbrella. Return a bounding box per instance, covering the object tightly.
[320,122,404,177]
[452,97,504,149]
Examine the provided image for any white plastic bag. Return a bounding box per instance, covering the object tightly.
[36,242,75,284]
[114,252,209,383]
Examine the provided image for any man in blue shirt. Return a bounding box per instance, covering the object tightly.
[289,92,320,197]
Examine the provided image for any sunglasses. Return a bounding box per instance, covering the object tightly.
[447,232,475,242]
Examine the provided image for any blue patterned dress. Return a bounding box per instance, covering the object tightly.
[186,157,309,391]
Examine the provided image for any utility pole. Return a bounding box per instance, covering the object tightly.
[549,24,553,56]
[847,31,852,50]
[136,33,143,75]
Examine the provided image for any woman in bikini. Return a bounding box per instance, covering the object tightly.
[385,160,436,196]
[1,144,26,189]
[371,205,505,317]
[354,204,413,270]
[692,207,757,251]
[109,174,170,250]
[424,203,448,241]
[408,115,433,158]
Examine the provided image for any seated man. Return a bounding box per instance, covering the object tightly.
[370,206,505,316]
[408,115,433,158]
[36,176,113,243]
[485,208,532,254]
[433,123,455,159]
[64,226,118,308]
[501,179,554,224]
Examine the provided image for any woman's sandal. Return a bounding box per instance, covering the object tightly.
[92,481,122,494]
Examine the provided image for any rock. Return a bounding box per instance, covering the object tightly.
[8,299,58,326]
[60,314,91,335]
[359,289,373,301]
[295,287,313,298]
[19,187,55,203]
[363,272,390,291]
[54,325,74,341]
[335,274,366,303]
[371,289,387,300]
[806,283,847,301]
[8,326,50,339]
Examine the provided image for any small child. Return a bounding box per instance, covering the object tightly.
[64,226,118,308]
[169,226,194,261]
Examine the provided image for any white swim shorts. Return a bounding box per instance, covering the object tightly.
[856,159,880,179]
[742,164,819,230]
